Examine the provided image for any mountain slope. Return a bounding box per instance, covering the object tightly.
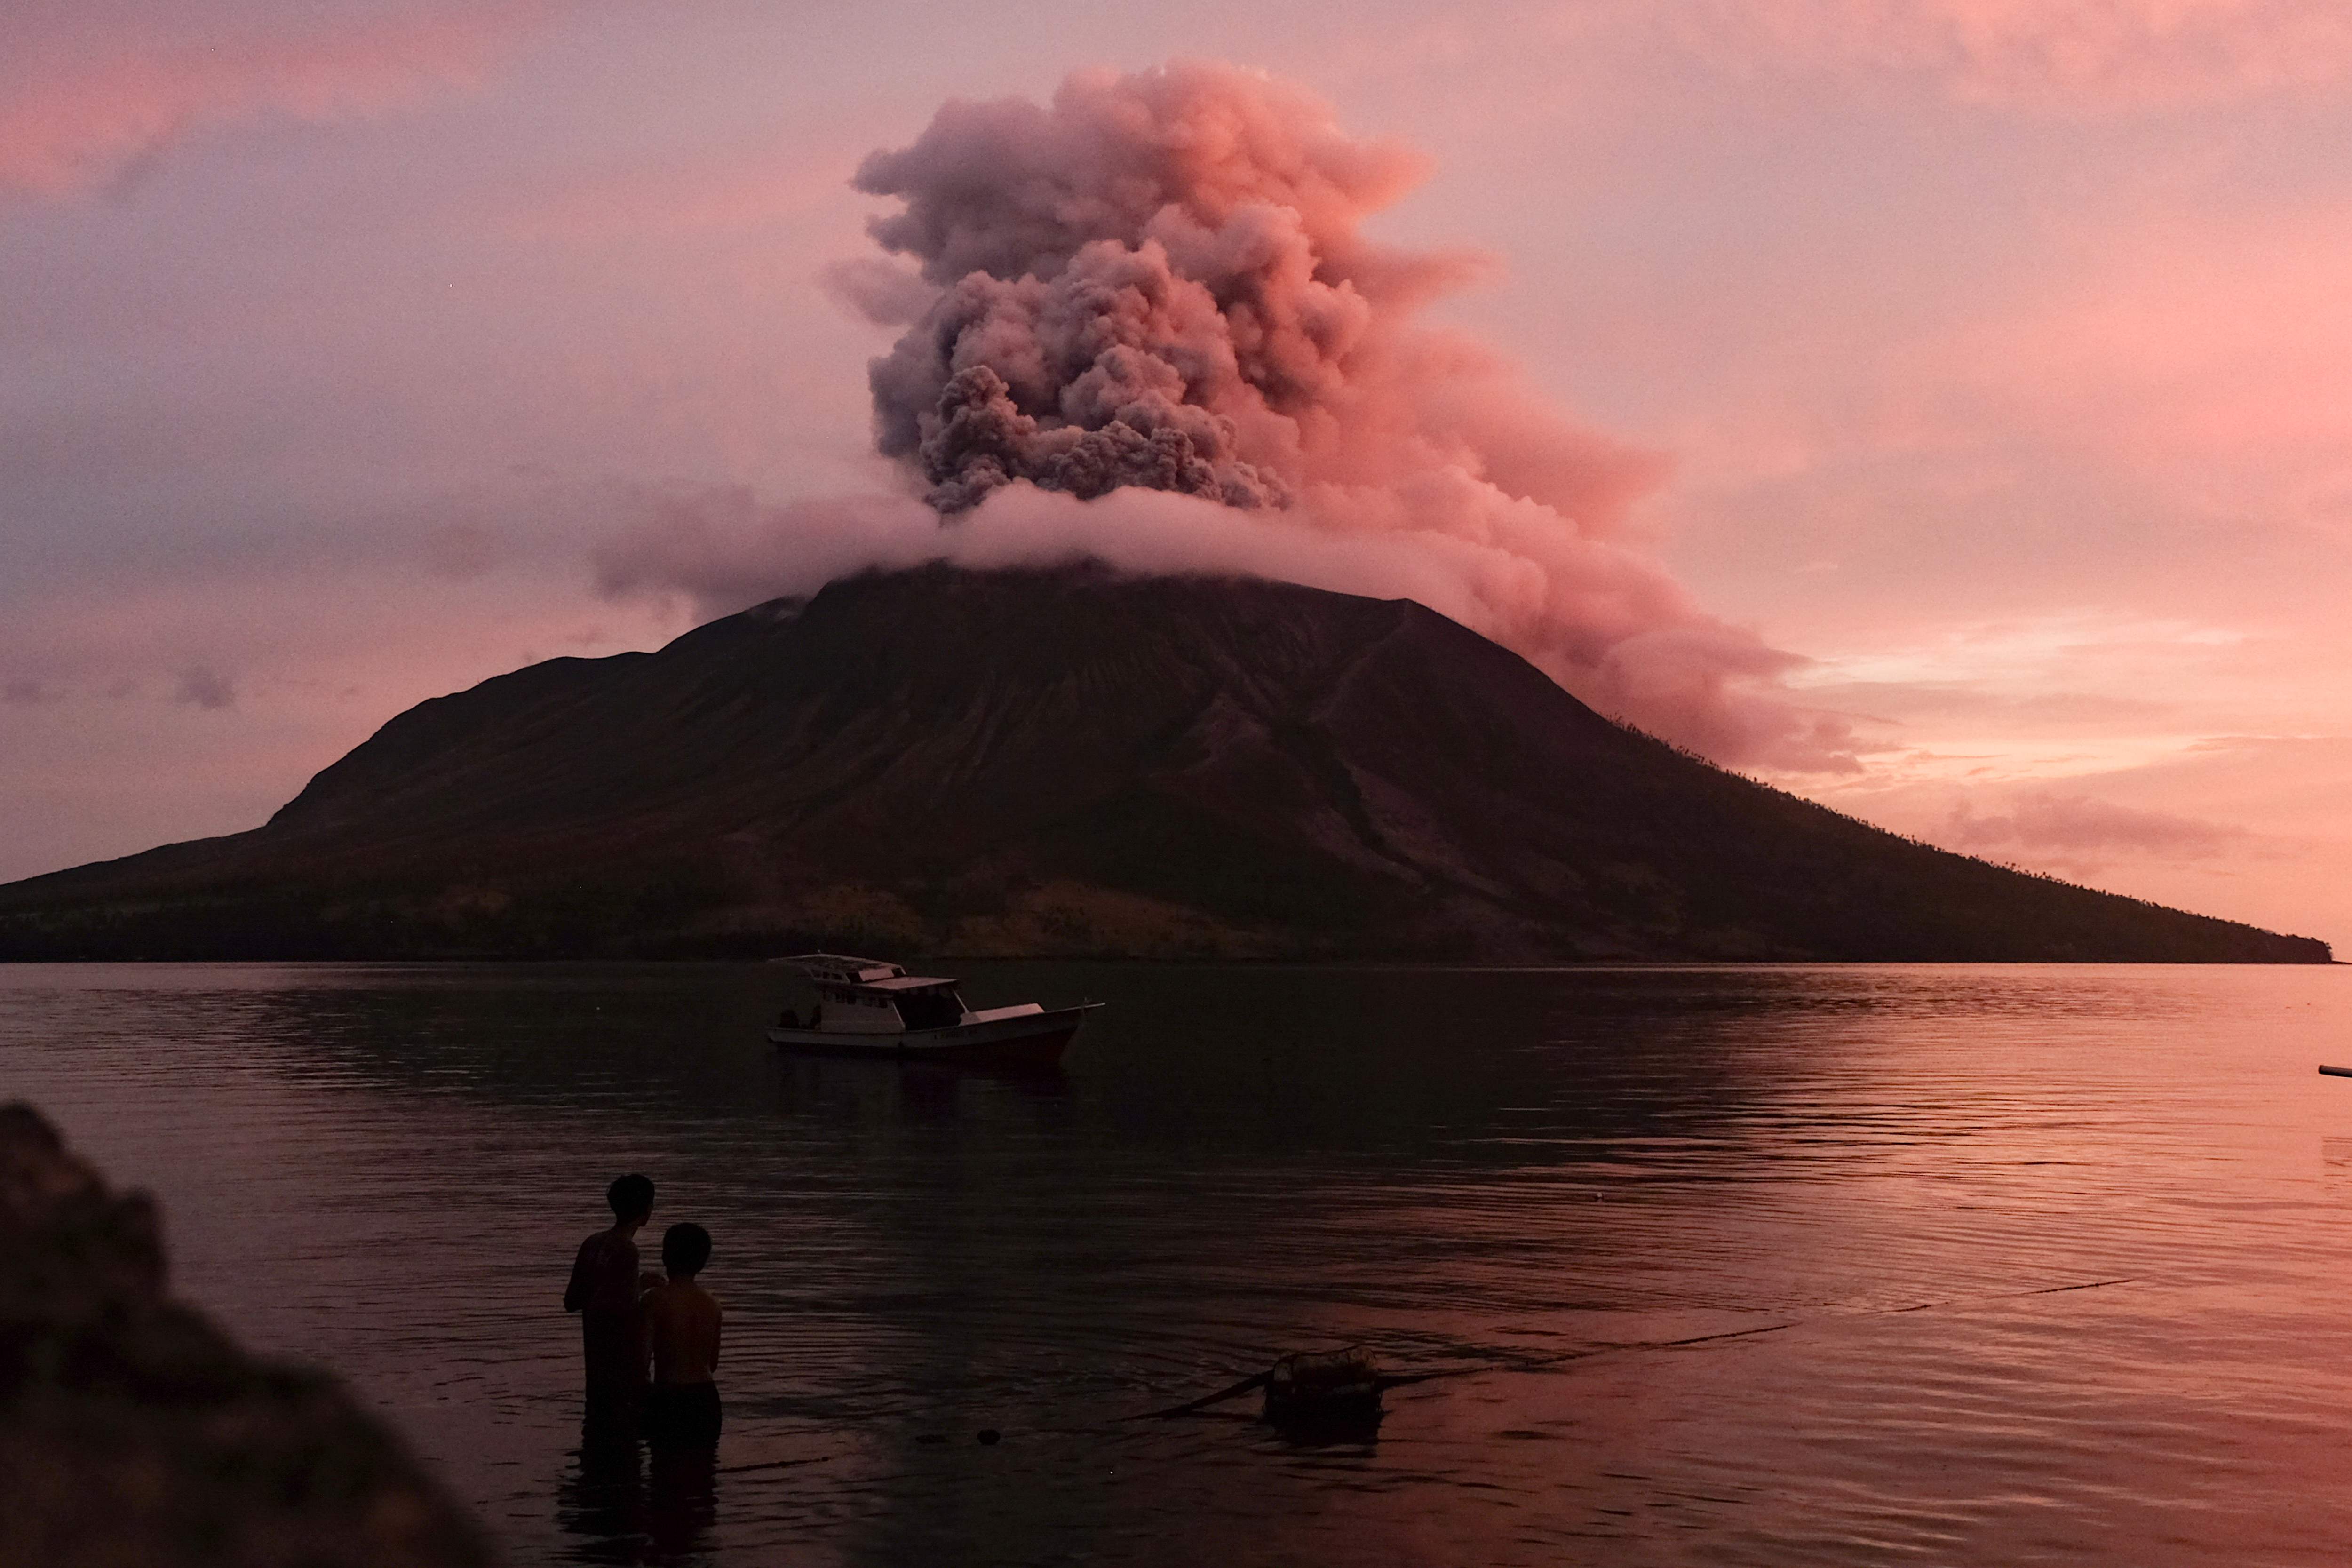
[0,565,2329,962]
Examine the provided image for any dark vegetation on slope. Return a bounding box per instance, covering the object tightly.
[0,565,2328,963]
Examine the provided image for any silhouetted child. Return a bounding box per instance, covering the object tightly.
[563,1173,660,1438]
[641,1222,723,1452]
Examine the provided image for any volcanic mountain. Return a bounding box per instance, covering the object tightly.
[0,566,2328,963]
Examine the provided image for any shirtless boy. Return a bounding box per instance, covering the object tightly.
[563,1173,660,1434]
[641,1222,723,1450]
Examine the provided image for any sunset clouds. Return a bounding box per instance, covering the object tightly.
[1936,207,2352,536]
[1945,790,2248,862]
[0,6,536,200]
[2,0,2347,942]
[1629,0,2352,112]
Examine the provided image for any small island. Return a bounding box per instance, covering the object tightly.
[0,567,2327,966]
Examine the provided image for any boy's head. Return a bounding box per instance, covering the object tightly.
[606,1173,655,1224]
[661,1222,712,1280]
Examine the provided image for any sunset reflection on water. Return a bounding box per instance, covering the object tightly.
[5,961,2349,1565]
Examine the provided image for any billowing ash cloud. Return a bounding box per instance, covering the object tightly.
[607,64,1858,771]
[854,61,1619,523]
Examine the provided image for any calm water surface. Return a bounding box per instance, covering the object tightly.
[4,961,2351,1565]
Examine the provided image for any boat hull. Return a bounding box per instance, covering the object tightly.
[767,1003,1096,1068]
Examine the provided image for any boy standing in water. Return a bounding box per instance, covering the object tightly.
[563,1173,659,1437]
[642,1222,723,1450]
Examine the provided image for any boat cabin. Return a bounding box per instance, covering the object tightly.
[777,952,972,1034]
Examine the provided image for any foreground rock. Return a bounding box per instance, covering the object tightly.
[0,565,2329,963]
[0,1103,493,1568]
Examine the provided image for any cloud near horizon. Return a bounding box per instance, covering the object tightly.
[170,665,238,711]
[1943,789,2252,862]
[591,480,1863,771]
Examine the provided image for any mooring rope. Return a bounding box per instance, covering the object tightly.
[1129,1274,2144,1418]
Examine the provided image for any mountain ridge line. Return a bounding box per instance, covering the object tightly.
[0,564,2328,964]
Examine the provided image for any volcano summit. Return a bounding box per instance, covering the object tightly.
[0,566,2326,963]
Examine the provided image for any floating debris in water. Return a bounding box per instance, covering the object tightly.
[1263,1349,1383,1435]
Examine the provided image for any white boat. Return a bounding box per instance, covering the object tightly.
[766,953,1100,1068]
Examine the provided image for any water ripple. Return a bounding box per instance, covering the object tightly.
[3,960,2348,1565]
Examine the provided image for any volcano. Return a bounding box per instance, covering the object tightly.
[0,566,2328,963]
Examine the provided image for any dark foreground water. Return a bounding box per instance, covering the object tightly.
[5,961,2352,1565]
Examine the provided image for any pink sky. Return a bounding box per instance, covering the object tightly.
[2,0,2347,949]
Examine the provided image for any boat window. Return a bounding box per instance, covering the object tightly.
[894,989,962,1032]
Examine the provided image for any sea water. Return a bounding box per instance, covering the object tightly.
[3,961,2350,1566]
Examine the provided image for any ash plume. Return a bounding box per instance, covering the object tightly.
[610,64,1858,771]
[856,61,1548,521]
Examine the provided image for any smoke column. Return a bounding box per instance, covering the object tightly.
[856,63,1656,528]
[606,63,1853,770]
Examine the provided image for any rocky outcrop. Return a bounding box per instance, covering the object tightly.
[0,1103,492,1568]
